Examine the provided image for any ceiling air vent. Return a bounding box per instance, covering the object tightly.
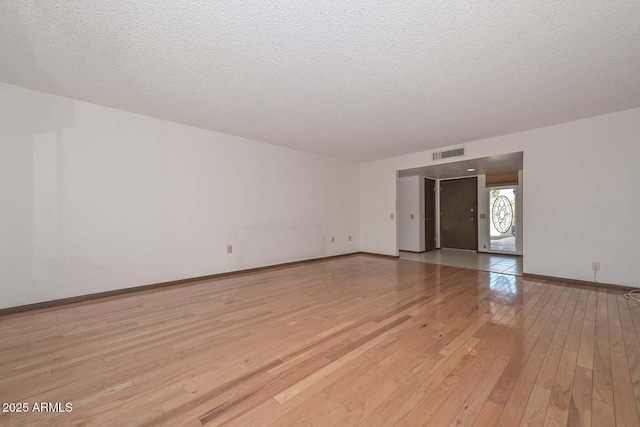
[433,147,465,161]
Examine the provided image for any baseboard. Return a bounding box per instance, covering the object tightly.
[0,252,371,317]
[359,251,400,259]
[399,250,426,254]
[523,273,636,292]
[12,254,631,316]
[477,251,523,257]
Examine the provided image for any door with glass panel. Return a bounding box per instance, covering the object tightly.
[489,187,516,252]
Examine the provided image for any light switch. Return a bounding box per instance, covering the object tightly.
[411,214,414,219]
[390,213,394,220]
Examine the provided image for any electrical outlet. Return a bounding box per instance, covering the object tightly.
[592,262,600,271]
[411,213,414,219]
[331,237,335,243]
[348,235,352,241]
[227,245,233,254]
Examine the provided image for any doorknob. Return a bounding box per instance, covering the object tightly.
[470,217,474,221]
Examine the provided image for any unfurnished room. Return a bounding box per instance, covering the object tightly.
[1,1,640,426]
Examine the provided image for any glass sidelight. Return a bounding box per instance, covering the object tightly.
[489,187,516,252]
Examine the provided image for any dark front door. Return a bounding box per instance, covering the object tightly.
[440,177,478,250]
[424,178,436,251]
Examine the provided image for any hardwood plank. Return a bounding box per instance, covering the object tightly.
[567,366,593,427]
[593,290,616,426]
[577,319,596,370]
[472,400,504,427]
[543,349,577,427]
[519,385,551,427]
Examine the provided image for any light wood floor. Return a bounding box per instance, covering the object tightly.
[1,255,639,426]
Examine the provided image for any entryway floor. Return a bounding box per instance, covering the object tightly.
[490,236,516,252]
[400,248,523,275]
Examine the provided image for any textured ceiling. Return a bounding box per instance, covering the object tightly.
[1,1,639,162]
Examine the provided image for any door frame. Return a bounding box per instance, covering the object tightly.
[478,171,523,255]
[424,178,436,252]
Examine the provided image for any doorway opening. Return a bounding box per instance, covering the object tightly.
[489,187,516,253]
[396,151,523,273]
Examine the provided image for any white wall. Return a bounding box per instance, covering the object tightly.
[0,83,360,309]
[477,175,490,252]
[398,176,424,252]
[362,108,640,287]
